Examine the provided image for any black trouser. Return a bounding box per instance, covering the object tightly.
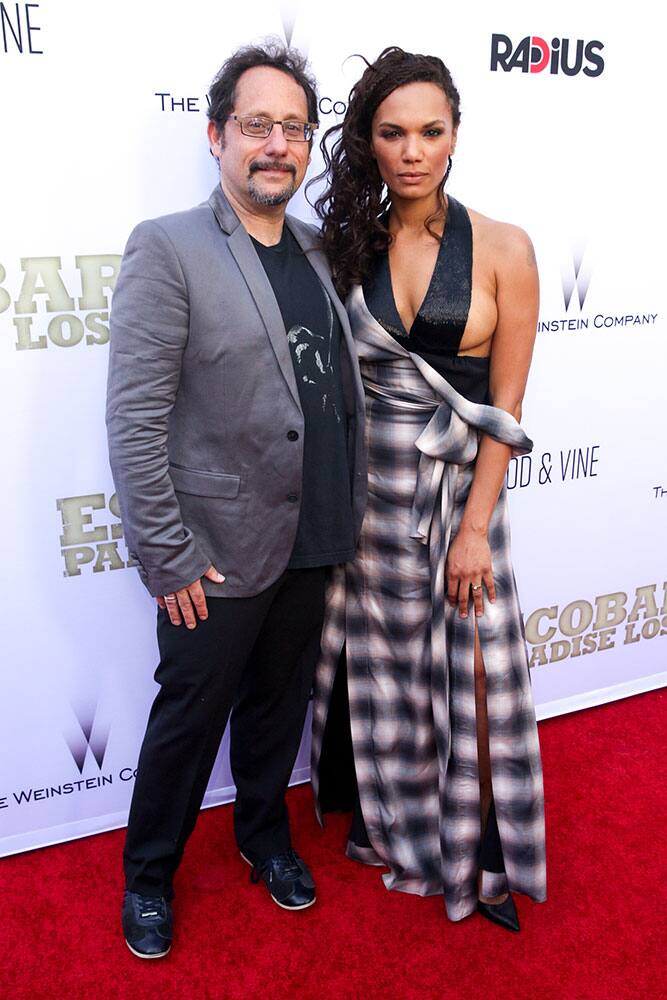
[123,567,326,899]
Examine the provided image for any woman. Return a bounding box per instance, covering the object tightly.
[311,47,546,929]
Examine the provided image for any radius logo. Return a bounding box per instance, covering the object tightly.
[491,34,605,77]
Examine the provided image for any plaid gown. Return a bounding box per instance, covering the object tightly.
[311,284,547,921]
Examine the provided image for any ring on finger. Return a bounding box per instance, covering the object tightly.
[472,583,481,592]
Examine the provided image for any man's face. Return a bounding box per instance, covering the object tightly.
[209,66,312,213]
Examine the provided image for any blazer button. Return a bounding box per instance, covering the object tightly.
[287,493,299,503]
[287,430,299,441]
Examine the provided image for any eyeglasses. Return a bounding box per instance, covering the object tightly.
[228,115,318,142]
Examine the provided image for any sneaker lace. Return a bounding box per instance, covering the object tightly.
[276,851,302,880]
[138,895,167,920]
[252,850,302,882]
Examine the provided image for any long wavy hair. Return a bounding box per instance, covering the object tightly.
[312,47,461,298]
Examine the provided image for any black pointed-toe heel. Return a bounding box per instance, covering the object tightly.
[476,893,520,932]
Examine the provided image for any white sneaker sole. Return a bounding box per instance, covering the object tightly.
[125,939,171,959]
[239,851,316,910]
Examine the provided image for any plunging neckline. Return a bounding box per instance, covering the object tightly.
[385,202,451,338]
[363,195,474,359]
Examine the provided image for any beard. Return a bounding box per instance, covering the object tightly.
[247,160,297,206]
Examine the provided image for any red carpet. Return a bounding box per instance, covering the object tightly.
[1,689,665,1000]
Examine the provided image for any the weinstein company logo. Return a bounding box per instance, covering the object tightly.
[539,245,658,333]
[64,704,110,773]
[3,704,116,809]
[490,34,604,77]
[281,1,300,47]
[562,246,592,312]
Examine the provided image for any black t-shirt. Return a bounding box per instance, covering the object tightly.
[251,226,355,568]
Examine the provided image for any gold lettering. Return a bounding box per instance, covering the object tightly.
[627,585,658,623]
[641,618,661,640]
[549,639,570,663]
[524,606,558,644]
[14,257,75,314]
[0,263,11,314]
[528,644,548,668]
[48,314,84,347]
[62,545,96,577]
[84,311,109,345]
[582,633,598,654]
[593,591,627,630]
[559,600,593,637]
[108,493,124,539]
[57,495,108,546]
[93,542,125,573]
[13,315,46,350]
[76,254,121,310]
[597,627,616,651]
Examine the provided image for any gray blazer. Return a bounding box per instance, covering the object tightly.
[106,185,367,598]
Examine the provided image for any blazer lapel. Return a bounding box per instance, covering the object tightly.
[209,186,301,409]
[285,216,350,335]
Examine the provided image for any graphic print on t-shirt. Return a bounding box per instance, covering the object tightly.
[286,291,342,423]
[251,225,355,567]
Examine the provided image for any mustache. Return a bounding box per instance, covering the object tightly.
[249,160,296,175]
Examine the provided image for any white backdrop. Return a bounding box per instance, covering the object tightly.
[1,0,665,856]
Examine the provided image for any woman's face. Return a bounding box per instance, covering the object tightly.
[370,81,457,203]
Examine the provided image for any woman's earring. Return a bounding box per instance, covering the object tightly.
[444,155,453,185]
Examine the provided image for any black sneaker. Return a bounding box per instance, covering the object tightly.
[122,890,173,958]
[242,849,316,910]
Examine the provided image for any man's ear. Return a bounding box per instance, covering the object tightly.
[207,120,223,158]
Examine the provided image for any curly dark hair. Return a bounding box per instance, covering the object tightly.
[207,39,319,141]
[312,47,461,297]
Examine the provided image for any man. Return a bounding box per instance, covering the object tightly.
[106,42,366,959]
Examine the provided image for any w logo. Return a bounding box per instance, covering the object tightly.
[64,703,110,773]
[562,246,592,312]
[281,1,300,46]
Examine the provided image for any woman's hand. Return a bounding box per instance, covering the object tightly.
[446,527,496,618]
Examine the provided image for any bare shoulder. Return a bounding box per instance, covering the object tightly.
[466,207,537,270]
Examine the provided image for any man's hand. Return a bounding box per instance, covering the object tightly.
[157,565,225,628]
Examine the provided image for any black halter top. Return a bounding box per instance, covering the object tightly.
[362,196,490,403]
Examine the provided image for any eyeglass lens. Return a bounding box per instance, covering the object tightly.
[239,116,312,141]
